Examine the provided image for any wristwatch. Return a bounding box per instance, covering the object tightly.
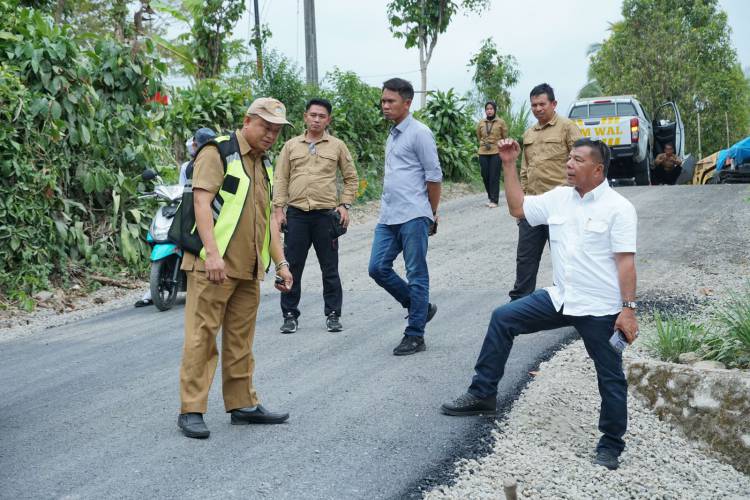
[622,301,637,310]
[339,203,352,210]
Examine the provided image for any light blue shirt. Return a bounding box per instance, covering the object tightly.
[379,114,443,225]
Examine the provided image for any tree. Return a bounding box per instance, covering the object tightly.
[467,37,519,114]
[189,0,246,79]
[577,43,603,98]
[387,0,490,107]
[589,0,750,156]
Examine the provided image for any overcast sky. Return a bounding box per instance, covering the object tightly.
[225,0,749,115]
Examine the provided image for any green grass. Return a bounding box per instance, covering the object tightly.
[646,311,705,362]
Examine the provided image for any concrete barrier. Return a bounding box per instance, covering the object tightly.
[626,359,750,474]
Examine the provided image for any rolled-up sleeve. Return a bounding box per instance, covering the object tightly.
[415,128,442,183]
[611,202,637,253]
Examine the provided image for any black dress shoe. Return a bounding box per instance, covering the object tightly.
[177,412,210,439]
[134,298,153,308]
[393,335,426,356]
[441,392,497,416]
[230,404,289,425]
[594,449,620,470]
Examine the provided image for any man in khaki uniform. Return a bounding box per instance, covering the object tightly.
[652,143,682,185]
[177,97,294,439]
[509,83,581,301]
[476,100,508,207]
[273,98,358,334]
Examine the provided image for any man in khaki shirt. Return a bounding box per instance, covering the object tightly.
[509,83,581,301]
[273,98,358,334]
[476,101,508,207]
[177,98,294,439]
[652,143,682,185]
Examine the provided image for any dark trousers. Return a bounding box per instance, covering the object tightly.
[368,217,430,336]
[509,219,549,300]
[281,207,342,319]
[469,290,627,454]
[651,165,682,185]
[479,154,501,204]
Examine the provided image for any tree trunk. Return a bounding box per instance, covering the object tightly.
[54,0,65,24]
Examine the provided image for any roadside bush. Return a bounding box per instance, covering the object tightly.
[0,4,172,306]
[703,289,750,368]
[417,89,478,182]
[646,311,706,362]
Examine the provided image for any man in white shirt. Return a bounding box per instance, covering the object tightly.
[441,137,639,471]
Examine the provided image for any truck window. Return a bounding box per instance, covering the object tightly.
[569,105,588,119]
[588,103,617,117]
[617,102,637,116]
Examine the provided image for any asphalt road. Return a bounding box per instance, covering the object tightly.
[1,184,748,499]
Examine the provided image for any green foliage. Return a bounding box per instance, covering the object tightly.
[165,78,250,161]
[707,289,750,367]
[0,3,171,302]
[500,101,532,144]
[467,38,519,114]
[417,89,478,182]
[589,0,750,156]
[646,311,706,362]
[324,69,390,199]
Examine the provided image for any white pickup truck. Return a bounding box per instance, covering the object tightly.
[567,96,685,185]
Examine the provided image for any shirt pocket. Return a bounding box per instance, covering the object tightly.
[547,215,566,242]
[583,219,610,253]
[541,137,566,161]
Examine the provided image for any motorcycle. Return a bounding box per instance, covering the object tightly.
[141,169,187,311]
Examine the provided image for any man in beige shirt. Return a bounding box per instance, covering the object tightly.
[476,101,508,207]
[509,83,582,301]
[273,98,358,334]
[177,97,294,439]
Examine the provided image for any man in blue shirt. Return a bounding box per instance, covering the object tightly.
[368,78,443,356]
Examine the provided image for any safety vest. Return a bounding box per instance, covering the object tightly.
[193,132,274,271]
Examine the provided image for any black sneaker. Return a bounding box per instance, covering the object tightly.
[280,313,298,334]
[393,335,426,356]
[326,313,342,332]
[594,449,620,470]
[441,392,497,416]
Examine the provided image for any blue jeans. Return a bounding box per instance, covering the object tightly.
[469,290,628,454]
[368,217,430,337]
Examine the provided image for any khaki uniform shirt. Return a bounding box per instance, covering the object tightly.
[181,130,269,280]
[655,153,680,171]
[273,131,358,210]
[520,113,582,195]
[476,117,508,155]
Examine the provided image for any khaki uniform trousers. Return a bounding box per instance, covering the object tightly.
[179,271,261,414]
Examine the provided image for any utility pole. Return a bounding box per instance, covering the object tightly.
[304,0,319,86]
[253,0,263,77]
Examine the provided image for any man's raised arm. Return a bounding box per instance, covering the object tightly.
[498,138,525,219]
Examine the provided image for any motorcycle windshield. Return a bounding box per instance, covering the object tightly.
[155,184,184,201]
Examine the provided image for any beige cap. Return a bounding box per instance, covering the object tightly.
[246,97,291,125]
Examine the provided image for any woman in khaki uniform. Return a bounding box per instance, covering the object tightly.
[476,101,508,208]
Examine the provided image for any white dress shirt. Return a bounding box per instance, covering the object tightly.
[523,180,637,316]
